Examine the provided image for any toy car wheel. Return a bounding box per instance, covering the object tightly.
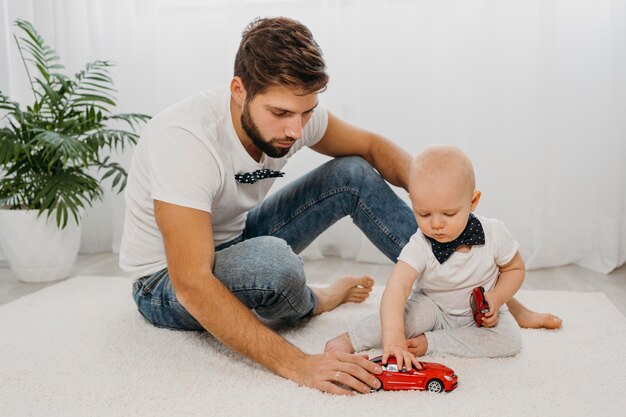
[426,379,444,393]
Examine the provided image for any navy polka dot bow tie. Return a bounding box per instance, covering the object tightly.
[425,213,485,264]
[234,169,285,184]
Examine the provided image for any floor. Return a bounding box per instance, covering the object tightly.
[1,253,626,317]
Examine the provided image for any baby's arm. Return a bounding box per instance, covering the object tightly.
[483,250,525,327]
[380,261,421,370]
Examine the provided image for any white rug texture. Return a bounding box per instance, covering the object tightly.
[1,276,625,417]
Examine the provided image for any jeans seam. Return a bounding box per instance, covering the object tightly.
[140,268,168,296]
[267,185,404,251]
[266,186,359,235]
[135,291,169,306]
[356,200,405,248]
[231,287,311,316]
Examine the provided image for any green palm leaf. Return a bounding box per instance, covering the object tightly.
[31,130,92,168]
[84,128,140,151]
[0,128,25,164]
[32,170,102,228]
[0,19,150,228]
[107,113,151,130]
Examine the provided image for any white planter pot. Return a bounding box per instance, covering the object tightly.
[0,209,81,283]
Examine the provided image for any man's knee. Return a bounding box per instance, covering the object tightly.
[330,156,376,183]
[252,236,306,293]
[246,236,312,322]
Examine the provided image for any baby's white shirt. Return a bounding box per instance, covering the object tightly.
[397,215,520,316]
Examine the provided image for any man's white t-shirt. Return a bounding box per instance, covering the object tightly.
[398,215,520,316]
[119,88,329,278]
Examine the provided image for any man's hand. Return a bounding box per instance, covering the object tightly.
[482,291,504,327]
[296,351,383,395]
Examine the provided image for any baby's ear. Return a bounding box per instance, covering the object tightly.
[471,190,482,210]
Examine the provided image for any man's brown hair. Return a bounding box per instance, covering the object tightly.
[234,17,329,100]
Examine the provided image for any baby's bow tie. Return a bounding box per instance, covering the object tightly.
[234,169,285,184]
[425,213,485,264]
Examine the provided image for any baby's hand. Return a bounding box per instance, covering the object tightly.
[482,291,504,328]
[382,342,422,371]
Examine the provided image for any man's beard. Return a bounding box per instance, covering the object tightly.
[241,105,294,158]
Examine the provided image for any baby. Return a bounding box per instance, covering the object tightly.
[326,145,524,370]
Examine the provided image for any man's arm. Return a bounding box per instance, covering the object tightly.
[154,200,382,395]
[311,112,412,190]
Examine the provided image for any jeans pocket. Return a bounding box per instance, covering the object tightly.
[139,269,168,296]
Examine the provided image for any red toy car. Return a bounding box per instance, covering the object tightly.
[470,286,490,327]
[370,356,458,393]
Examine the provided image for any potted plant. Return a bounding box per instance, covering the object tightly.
[0,19,149,282]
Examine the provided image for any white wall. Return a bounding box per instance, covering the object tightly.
[1,0,625,272]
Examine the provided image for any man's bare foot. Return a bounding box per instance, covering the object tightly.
[507,297,562,329]
[324,332,355,353]
[311,275,375,315]
[406,334,428,357]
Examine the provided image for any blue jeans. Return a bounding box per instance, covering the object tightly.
[132,156,417,330]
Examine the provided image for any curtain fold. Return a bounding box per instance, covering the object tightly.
[1,0,624,273]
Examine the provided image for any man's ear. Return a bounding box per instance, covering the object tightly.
[470,190,482,211]
[230,76,246,106]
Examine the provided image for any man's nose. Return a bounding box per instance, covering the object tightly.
[284,117,303,139]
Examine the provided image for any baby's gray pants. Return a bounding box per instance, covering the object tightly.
[349,292,522,358]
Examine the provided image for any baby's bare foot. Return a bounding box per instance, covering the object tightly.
[325,332,355,354]
[517,311,563,329]
[311,275,375,315]
[507,297,563,329]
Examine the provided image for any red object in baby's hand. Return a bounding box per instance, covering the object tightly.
[470,286,490,327]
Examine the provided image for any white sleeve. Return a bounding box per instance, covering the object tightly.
[305,106,329,147]
[148,126,222,213]
[491,219,520,265]
[397,233,428,275]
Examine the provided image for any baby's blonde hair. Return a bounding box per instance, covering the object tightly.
[409,145,476,197]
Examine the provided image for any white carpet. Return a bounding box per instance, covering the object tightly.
[1,276,625,417]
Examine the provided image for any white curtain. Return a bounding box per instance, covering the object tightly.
[1,0,624,273]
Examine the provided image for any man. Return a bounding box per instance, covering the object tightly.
[120,17,561,396]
